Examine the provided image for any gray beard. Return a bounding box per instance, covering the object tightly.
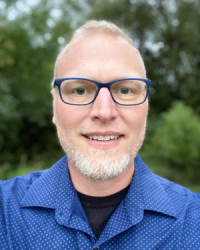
[56,125,145,180]
[67,147,132,180]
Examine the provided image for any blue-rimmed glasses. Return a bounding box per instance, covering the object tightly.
[53,77,152,106]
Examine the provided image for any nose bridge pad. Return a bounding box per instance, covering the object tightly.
[99,86,113,100]
[92,86,108,104]
[106,86,115,103]
[90,85,118,120]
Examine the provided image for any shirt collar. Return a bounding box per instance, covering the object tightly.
[20,156,93,235]
[20,156,70,209]
[20,154,177,227]
[97,155,178,245]
[125,155,177,224]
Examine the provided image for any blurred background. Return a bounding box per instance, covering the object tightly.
[1,0,200,191]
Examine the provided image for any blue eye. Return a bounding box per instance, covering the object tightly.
[120,88,129,94]
[75,88,85,95]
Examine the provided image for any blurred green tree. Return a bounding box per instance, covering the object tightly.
[0,0,85,164]
[144,102,200,181]
[87,0,200,116]
[1,0,200,173]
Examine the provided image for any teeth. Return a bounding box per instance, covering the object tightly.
[87,135,119,141]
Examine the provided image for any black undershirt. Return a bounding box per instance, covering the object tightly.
[76,185,130,239]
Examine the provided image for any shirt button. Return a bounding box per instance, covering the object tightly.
[93,247,99,250]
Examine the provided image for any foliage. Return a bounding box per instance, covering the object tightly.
[87,0,200,116]
[0,0,86,164]
[0,150,64,180]
[1,0,200,183]
[143,102,200,181]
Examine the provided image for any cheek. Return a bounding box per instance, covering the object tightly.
[55,100,89,129]
[122,104,148,131]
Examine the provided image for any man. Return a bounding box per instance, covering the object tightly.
[0,20,200,250]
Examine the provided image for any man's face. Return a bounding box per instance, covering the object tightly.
[52,33,148,180]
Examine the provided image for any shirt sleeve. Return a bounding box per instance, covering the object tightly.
[0,181,9,249]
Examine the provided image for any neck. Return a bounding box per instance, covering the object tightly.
[67,160,134,196]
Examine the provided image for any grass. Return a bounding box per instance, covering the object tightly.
[0,150,64,181]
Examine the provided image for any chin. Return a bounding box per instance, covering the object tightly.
[56,123,145,180]
[69,149,132,180]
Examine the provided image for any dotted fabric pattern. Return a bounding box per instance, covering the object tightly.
[0,155,200,250]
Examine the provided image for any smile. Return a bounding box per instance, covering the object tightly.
[86,135,120,141]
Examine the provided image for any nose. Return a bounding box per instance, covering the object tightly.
[90,87,118,123]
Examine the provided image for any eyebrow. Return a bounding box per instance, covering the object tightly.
[119,72,143,78]
[64,73,143,81]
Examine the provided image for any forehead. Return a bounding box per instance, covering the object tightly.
[56,33,146,80]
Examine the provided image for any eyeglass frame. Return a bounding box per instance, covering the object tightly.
[53,77,152,106]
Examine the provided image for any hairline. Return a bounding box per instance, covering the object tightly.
[51,20,146,87]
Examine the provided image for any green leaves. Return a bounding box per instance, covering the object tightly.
[0,1,74,164]
[145,102,200,181]
[88,0,200,115]
[1,0,200,175]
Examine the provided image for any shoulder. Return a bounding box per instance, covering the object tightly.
[0,170,46,202]
[0,170,47,248]
[155,174,194,196]
[155,174,200,220]
[0,156,67,207]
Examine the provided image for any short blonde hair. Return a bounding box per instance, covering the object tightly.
[52,20,146,87]
[71,20,133,45]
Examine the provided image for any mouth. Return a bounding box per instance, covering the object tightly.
[85,135,120,141]
[82,132,123,149]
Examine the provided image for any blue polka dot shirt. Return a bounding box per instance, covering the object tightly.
[0,155,200,249]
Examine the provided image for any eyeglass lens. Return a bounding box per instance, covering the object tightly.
[60,79,147,105]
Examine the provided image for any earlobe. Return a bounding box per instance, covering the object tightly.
[51,89,54,98]
[52,115,56,125]
[51,89,56,125]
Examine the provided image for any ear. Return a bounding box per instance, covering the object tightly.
[51,89,56,125]
[52,114,56,125]
[51,88,55,97]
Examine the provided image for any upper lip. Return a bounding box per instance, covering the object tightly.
[82,131,122,136]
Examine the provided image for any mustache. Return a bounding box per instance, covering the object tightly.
[55,123,128,135]
[78,127,128,135]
